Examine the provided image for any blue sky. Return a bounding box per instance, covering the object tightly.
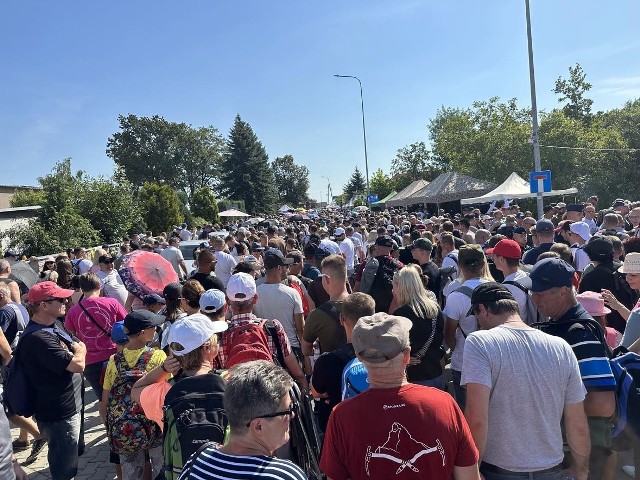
[2,1,639,203]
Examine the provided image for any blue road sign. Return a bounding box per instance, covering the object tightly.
[529,170,552,193]
[367,194,379,203]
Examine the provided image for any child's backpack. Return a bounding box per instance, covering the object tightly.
[221,319,274,368]
[341,357,369,400]
[106,347,161,455]
[163,372,228,480]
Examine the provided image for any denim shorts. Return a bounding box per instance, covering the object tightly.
[37,412,81,480]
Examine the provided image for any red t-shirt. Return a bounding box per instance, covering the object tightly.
[320,384,478,480]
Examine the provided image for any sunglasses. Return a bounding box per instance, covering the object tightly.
[247,404,295,427]
[43,297,66,304]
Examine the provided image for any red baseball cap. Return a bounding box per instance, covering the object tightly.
[485,239,521,259]
[27,281,74,303]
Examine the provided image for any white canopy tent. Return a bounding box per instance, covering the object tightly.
[460,172,578,205]
[218,209,250,217]
[278,204,293,214]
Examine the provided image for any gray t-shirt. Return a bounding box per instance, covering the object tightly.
[254,283,304,348]
[461,325,585,472]
[0,390,15,480]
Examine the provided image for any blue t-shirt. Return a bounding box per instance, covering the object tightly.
[0,303,29,348]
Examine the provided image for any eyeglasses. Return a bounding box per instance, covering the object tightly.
[42,298,66,304]
[103,260,114,264]
[246,404,295,427]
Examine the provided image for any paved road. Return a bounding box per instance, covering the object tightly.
[11,390,115,480]
[9,384,637,479]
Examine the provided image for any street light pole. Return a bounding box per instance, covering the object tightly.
[333,74,370,200]
[525,0,544,219]
[321,175,330,205]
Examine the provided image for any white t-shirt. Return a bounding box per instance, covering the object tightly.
[441,250,459,280]
[214,250,237,288]
[74,258,93,275]
[96,270,128,307]
[502,270,532,324]
[179,229,193,241]
[338,239,355,271]
[570,245,590,272]
[254,283,304,348]
[161,246,185,279]
[443,278,487,371]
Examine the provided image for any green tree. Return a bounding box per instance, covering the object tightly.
[272,155,310,206]
[553,63,593,123]
[369,168,393,200]
[10,189,45,208]
[77,175,143,243]
[190,187,220,222]
[343,166,367,199]
[221,115,276,215]
[429,97,531,183]
[390,141,445,190]
[106,115,224,196]
[138,183,183,234]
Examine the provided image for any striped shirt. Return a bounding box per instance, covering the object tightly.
[177,443,307,480]
[541,305,616,391]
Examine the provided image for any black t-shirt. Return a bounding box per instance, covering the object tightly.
[190,273,225,292]
[18,321,82,421]
[522,242,554,265]
[311,343,355,432]
[420,261,441,296]
[393,305,444,381]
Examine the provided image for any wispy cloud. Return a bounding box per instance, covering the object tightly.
[597,75,640,97]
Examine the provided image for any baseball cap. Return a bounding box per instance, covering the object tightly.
[386,225,396,232]
[375,235,394,247]
[351,312,412,364]
[612,198,627,208]
[512,226,527,235]
[566,203,584,213]
[535,219,555,234]
[314,247,331,260]
[334,227,346,236]
[123,310,164,336]
[529,258,575,292]
[111,321,129,346]
[167,313,228,356]
[543,205,555,214]
[410,238,433,251]
[226,272,257,301]
[458,244,485,266]
[250,242,265,252]
[163,282,182,302]
[505,215,516,224]
[98,254,114,264]
[569,222,591,242]
[3,250,18,259]
[319,239,341,255]
[556,202,567,209]
[485,239,521,259]
[143,294,166,306]
[199,289,226,313]
[27,281,74,303]
[619,252,640,274]
[243,254,262,265]
[303,243,318,257]
[584,235,614,260]
[467,282,516,315]
[263,248,294,269]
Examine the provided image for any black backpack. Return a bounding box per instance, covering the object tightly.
[162,372,228,480]
[369,257,397,312]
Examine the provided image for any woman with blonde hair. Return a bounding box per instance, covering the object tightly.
[392,264,445,388]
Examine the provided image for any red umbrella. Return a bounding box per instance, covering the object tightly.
[118,251,178,298]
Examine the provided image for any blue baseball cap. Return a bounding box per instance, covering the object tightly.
[529,258,575,292]
[111,321,129,345]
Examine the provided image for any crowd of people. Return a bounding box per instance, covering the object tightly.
[1,194,640,480]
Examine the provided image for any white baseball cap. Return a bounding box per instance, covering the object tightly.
[226,272,257,301]
[569,221,591,242]
[199,289,226,313]
[334,227,346,236]
[167,313,228,356]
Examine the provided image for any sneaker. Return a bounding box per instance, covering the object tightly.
[11,439,31,452]
[21,438,46,466]
[623,465,635,478]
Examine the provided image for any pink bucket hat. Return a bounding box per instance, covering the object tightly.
[576,291,611,317]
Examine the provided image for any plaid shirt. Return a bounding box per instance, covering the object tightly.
[217,313,292,368]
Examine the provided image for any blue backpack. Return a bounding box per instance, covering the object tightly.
[610,352,640,438]
[341,357,369,400]
[4,322,74,417]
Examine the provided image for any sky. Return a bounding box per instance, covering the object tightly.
[2,1,639,204]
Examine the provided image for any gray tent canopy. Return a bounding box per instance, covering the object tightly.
[386,179,429,207]
[410,171,496,204]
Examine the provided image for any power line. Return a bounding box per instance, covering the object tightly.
[539,144,640,152]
